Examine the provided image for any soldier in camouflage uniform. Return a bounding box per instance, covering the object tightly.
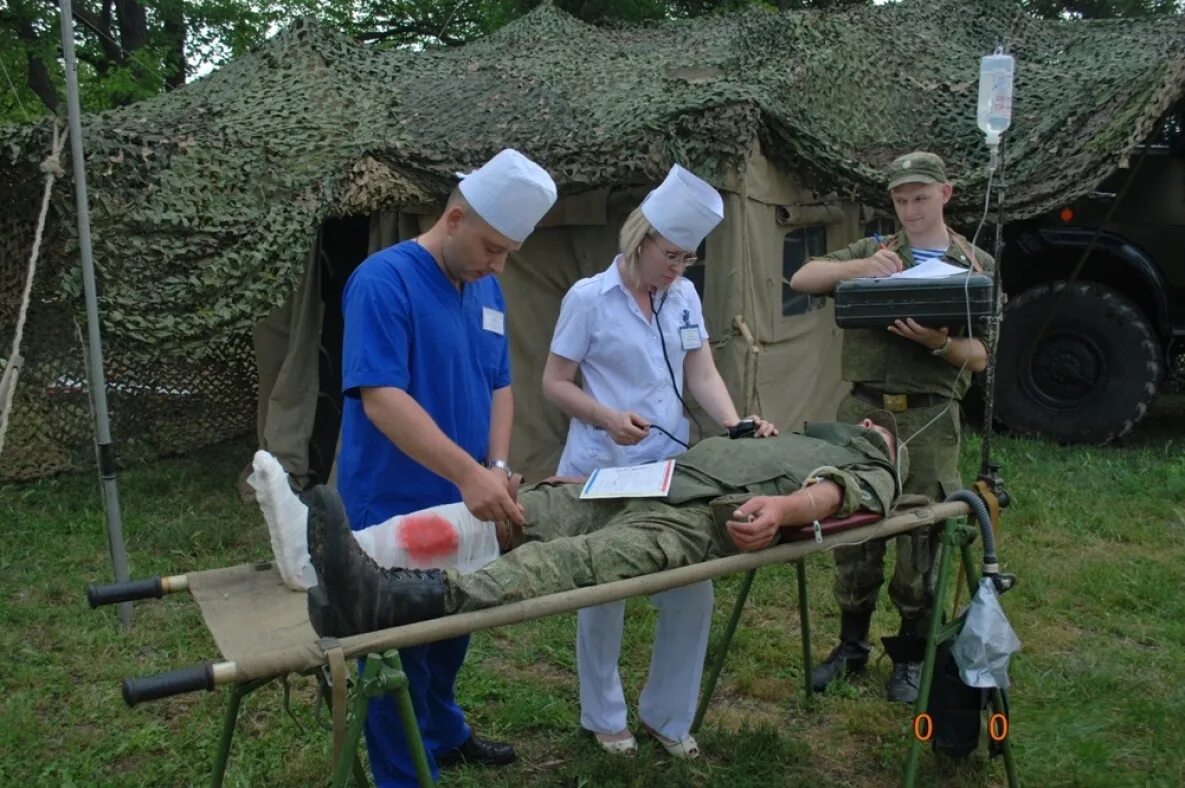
[300,420,907,637]
[788,151,992,704]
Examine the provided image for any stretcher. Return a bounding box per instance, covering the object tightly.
[87,497,1018,787]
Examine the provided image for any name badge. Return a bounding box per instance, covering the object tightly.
[482,307,505,335]
[680,326,702,350]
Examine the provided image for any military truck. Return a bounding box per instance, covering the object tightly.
[988,102,1184,444]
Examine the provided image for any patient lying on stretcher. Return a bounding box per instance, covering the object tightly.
[251,419,907,639]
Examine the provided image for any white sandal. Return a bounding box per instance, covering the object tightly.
[640,722,700,760]
[592,729,637,756]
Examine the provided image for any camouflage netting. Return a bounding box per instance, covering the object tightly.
[1,0,1183,480]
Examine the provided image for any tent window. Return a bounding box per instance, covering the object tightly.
[782,225,827,316]
[683,239,708,300]
[863,217,896,240]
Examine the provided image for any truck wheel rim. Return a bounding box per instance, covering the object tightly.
[1023,329,1107,408]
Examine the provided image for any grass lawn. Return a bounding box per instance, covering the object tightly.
[2,395,1183,787]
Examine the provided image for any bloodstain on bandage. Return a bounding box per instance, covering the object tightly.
[397,514,460,563]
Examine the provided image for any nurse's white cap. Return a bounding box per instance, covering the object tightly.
[456,149,558,243]
[640,164,724,252]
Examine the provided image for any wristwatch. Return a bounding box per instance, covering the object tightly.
[930,336,952,357]
[486,459,513,478]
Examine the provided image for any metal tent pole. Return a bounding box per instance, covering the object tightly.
[58,0,132,627]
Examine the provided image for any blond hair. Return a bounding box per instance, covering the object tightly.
[617,206,655,291]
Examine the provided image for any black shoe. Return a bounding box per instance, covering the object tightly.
[810,610,872,693]
[882,615,928,705]
[304,485,448,637]
[436,733,517,768]
[886,660,921,705]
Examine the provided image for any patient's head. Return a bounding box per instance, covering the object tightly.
[857,418,897,461]
[856,416,910,488]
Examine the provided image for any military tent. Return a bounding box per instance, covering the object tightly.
[1,0,1182,482]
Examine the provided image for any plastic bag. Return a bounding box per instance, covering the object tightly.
[952,577,1021,689]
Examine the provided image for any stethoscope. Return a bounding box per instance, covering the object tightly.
[646,288,702,449]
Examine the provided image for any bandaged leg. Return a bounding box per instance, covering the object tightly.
[353,503,500,575]
[250,451,499,590]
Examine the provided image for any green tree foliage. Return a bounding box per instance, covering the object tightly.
[1024,0,1182,18]
[0,0,327,122]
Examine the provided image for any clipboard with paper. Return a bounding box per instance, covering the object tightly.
[579,460,675,499]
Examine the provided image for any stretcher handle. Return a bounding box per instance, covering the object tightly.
[123,662,215,706]
[87,577,163,608]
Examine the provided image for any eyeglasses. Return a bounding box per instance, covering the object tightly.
[646,235,697,267]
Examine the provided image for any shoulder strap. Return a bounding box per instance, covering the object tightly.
[947,229,983,273]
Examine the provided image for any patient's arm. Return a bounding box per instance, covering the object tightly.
[724,481,845,552]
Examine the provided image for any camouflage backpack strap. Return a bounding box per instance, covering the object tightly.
[947,230,983,272]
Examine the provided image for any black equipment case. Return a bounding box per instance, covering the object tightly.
[833,274,995,329]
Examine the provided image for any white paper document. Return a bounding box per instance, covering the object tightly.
[579,460,675,499]
[886,259,968,280]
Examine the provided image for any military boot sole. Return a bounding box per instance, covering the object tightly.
[304,485,370,637]
[307,582,354,638]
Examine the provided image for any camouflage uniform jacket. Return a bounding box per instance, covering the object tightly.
[817,229,994,400]
[666,421,898,517]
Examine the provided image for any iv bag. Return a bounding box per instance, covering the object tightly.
[977,51,1015,146]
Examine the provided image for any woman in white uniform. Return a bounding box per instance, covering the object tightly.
[542,165,775,758]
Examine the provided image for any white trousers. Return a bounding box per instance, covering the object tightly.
[577,579,714,741]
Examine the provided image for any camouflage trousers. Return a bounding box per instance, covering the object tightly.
[450,483,723,613]
[832,393,962,619]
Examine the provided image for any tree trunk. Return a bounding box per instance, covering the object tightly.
[161,0,186,89]
[79,0,122,69]
[24,48,60,114]
[108,0,149,104]
[113,0,148,54]
[7,4,58,113]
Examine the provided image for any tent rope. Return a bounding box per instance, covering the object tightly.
[0,121,66,459]
[731,314,762,416]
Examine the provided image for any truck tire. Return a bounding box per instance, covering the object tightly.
[994,281,1160,444]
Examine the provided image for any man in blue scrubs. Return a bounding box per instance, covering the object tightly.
[337,149,557,786]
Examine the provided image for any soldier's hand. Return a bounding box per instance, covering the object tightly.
[725,496,785,552]
[460,465,526,527]
[604,409,650,446]
[889,318,949,350]
[856,249,903,278]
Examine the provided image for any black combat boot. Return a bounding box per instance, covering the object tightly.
[810,610,873,692]
[304,485,448,638]
[884,616,928,705]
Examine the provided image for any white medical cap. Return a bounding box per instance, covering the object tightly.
[456,149,558,243]
[639,164,724,252]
